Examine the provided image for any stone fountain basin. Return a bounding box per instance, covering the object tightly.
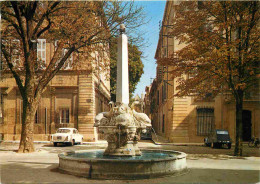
[58,149,187,179]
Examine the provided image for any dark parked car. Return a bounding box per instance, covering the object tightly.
[204,129,232,149]
[140,127,152,140]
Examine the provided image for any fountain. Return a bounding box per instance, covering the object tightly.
[58,24,187,179]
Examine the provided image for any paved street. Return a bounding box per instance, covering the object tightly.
[0,141,259,184]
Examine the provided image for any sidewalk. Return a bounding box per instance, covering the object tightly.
[0,142,259,184]
[152,133,203,146]
[151,133,251,146]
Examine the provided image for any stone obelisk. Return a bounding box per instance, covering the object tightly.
[116,24,129,105]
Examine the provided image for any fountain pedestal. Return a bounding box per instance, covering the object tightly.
[100,126,140,156]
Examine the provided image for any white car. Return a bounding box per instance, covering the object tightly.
[51,128,83,146]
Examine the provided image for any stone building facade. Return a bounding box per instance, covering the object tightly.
[149,1,260,143]
[0,40,110,142]
[144,85,151,118]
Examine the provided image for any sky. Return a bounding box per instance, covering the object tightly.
[133,1,166,97]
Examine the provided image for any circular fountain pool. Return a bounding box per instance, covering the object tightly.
[59,149,187,179]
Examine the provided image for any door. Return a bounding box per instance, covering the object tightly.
[242,110,252,141]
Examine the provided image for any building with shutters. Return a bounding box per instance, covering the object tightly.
[148,1,260,143]
[0,39,110,142]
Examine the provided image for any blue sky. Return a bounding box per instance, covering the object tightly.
[133,1,166,97]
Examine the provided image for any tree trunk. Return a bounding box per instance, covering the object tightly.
[18,100,38,153]
[234,90,243,156]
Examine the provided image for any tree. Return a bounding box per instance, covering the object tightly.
[1,1,145,153]
[158,1,259,156]
[109,37,144,102]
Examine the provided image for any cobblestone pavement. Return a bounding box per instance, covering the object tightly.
[0,141,259,184]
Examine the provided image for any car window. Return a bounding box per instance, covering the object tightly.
[73,130,77,134]
[57,129,71,133]
[216,130,228,135]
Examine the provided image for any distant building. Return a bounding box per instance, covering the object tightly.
[144,85,151,118]
[149,1,260,143]
[0,40,110,142]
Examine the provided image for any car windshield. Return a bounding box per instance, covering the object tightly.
[56,129,71,133]
[216,130,228,135]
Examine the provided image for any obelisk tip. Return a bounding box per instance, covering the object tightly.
[119,24,126,34]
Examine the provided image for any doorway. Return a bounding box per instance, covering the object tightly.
[242,110,252,141]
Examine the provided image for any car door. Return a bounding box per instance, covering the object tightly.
[72,129,77,142]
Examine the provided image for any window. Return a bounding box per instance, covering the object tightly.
[57,129,70,133]
[197,108,214,136]
[163,47,167,57]
[54,40,73,69]
[73,129,78,134]
[37,39,46,64]
[62,48,73,69]
[162,84,167,101]
[60,108,69,123]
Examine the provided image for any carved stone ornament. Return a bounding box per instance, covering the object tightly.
[94,102,151,156]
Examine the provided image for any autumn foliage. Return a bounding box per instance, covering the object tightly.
[1,1,145,153]
[158,1,259,156]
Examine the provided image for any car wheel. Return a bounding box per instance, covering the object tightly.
[54,142,57,147]
[227,143,231,149]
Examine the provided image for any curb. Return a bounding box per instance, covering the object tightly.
[152,139,204,146]
[152,139,249,147]
[82,141,107,146]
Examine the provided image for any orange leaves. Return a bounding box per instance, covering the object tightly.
[235,83,246,90]
[158,1,259,98]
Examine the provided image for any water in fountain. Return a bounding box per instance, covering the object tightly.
[63,150,178,160]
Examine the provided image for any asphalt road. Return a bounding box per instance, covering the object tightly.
[0,141,259,184]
